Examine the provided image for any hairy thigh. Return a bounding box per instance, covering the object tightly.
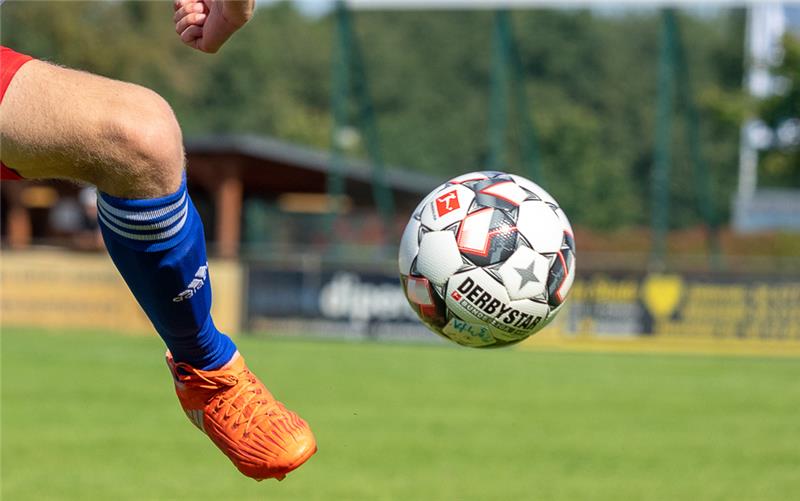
[0,60,183,196]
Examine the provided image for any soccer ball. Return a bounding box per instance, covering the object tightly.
[399,171,575,348]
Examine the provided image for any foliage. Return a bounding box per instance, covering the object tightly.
[0,1,749,229]
[758,35,800,188]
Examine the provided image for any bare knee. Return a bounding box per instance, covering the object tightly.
[94,86,184,197]
[0,62,183,198]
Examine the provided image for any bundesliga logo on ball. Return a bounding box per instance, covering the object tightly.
[399,171,576,348]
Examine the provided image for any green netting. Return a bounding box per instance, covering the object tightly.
[329,0,395,246]
[488,10,543,183]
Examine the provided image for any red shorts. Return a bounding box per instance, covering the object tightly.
[1,46,34,180]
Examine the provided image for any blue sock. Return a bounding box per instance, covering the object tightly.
[97,176,236,370]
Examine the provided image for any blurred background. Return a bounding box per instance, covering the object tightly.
[1,2,799,499]
[2,0,797,350]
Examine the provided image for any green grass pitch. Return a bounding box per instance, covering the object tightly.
[2,327,799,500]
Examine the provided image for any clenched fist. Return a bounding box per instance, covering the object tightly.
[173,0,254,53]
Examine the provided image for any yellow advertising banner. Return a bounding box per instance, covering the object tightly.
[532,273,800,356]
[0,250,242,335]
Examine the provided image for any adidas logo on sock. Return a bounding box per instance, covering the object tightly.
[173,264,208,302]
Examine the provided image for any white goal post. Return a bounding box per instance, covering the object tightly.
[344,0,774,10]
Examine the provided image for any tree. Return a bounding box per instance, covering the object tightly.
[758,35,800,188]
[0,1,748,229]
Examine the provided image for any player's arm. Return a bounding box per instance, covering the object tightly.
[173,0,255,54]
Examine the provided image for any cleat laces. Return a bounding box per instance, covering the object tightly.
[173,362,282,436]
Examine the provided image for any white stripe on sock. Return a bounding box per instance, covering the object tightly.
[98,208,189,241]
[97,191,187,222]
[98,201,188,231]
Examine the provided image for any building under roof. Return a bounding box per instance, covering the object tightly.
[187,134,439,198]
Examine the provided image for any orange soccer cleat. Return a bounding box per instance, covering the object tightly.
[166,351,317,481]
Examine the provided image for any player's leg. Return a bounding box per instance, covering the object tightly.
[0,57,182,197]
[0,49,316,480]
[1,55,231,368]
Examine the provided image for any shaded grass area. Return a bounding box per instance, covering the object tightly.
[2,328,799,500]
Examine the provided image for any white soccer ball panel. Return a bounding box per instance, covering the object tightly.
[449,171,490,185]
[398,217,421,275]
[498,247,549,300]
[517,200,564,254]
[442,317,496,347]
[412,182,447,219]
[445,268,510,325]
[477,180,528,206]
[508,174,558,206]
[507,298,552,337]
[416,230,463,286]
[420,184,476,231]
[445,268,539,342]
